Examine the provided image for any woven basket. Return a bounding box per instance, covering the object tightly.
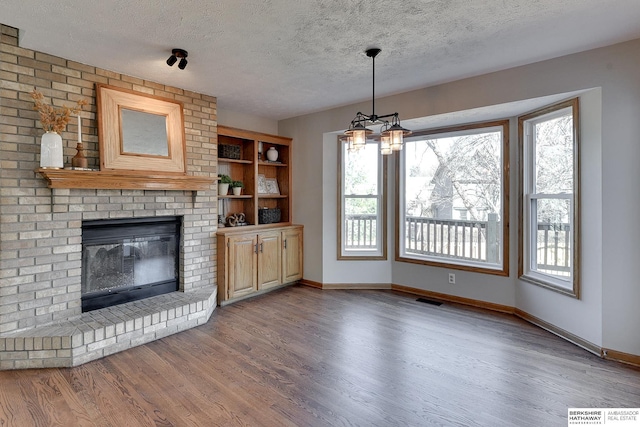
[219,144,241,160]
[258,208,281,224]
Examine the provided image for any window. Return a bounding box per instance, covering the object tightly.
[519,98,580,297]
[338,138,387,259]
[397,121,509,275]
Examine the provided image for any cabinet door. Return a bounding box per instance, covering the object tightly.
[257,231,282,290]
[282,227,303,283]
[227,234,258,299]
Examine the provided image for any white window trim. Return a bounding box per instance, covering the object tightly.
[524,194,574,289]
[519,98,580,298]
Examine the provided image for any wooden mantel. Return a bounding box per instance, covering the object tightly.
[37,169,215,191]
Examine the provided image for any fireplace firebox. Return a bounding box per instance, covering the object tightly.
[81,216,181,312]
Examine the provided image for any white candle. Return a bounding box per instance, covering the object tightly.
[77,114,82,143]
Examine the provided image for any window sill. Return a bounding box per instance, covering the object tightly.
[397,254,508,276]
[519,272,578,298]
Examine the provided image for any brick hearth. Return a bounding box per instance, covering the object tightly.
[0,286,216,369]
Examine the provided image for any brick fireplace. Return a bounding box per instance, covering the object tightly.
[0,25,219,369]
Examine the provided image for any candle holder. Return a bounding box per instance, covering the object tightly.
[71,142,88,169]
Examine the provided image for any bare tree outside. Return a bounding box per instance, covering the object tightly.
[533,114,574,226]
[527,111,575,279]
[402,126,504,266]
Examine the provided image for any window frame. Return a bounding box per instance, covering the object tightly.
[337,137,387,260]
[395,120,510,276]
[518,98,581,298]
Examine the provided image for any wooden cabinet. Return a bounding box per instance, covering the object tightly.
[216,126,301,305]
[217,125,292,226]
[282,226,303,283]
[217,225,303,305]
[257,231,282,290]
[226,233,258,299]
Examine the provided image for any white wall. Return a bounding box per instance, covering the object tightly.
[597,42,640,356]
[217,108,278,135]
[516,89,603,348]
[279,38,640,356]
[321,132,393,285]
[382,113,521,308]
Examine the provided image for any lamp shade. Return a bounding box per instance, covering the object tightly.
[345,122,372,151]
[352,129,367,150]
[380,135,392,155]
[390,129,403,151]
[346,136,357,152]
[383,122,411,151]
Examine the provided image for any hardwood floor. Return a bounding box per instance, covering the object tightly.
[1,285,639,426]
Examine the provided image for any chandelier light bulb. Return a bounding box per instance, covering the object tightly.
[352,129,366,150]
[390,130,404,151]
[380,135,392,155]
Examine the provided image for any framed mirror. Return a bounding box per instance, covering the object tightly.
[96,84,186,174]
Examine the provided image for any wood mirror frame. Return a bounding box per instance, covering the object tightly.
[96,84,186,174]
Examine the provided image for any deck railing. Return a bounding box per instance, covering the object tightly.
[404,215,497,262]
[344,214,378,249]
[344,214,570,275]
[536,223,571,276]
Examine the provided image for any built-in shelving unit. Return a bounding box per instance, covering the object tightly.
[217,125,292,226]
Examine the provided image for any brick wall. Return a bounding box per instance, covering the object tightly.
[0,24,218,335]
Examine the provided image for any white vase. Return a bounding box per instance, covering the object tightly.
[218,183,230,196]
[266,147,278,162]
[232,186,242,196]
[40,131,63,168]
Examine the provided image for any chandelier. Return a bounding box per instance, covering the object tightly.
[345,48,411,155]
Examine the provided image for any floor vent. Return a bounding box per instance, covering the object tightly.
[416,298,443,306]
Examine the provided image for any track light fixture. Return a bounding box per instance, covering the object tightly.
[166,48,188,70]
[345,48,411,155]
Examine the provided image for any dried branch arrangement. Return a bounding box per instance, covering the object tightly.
[31,89,88,134]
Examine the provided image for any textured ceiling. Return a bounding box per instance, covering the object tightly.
[4,0,640,120]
